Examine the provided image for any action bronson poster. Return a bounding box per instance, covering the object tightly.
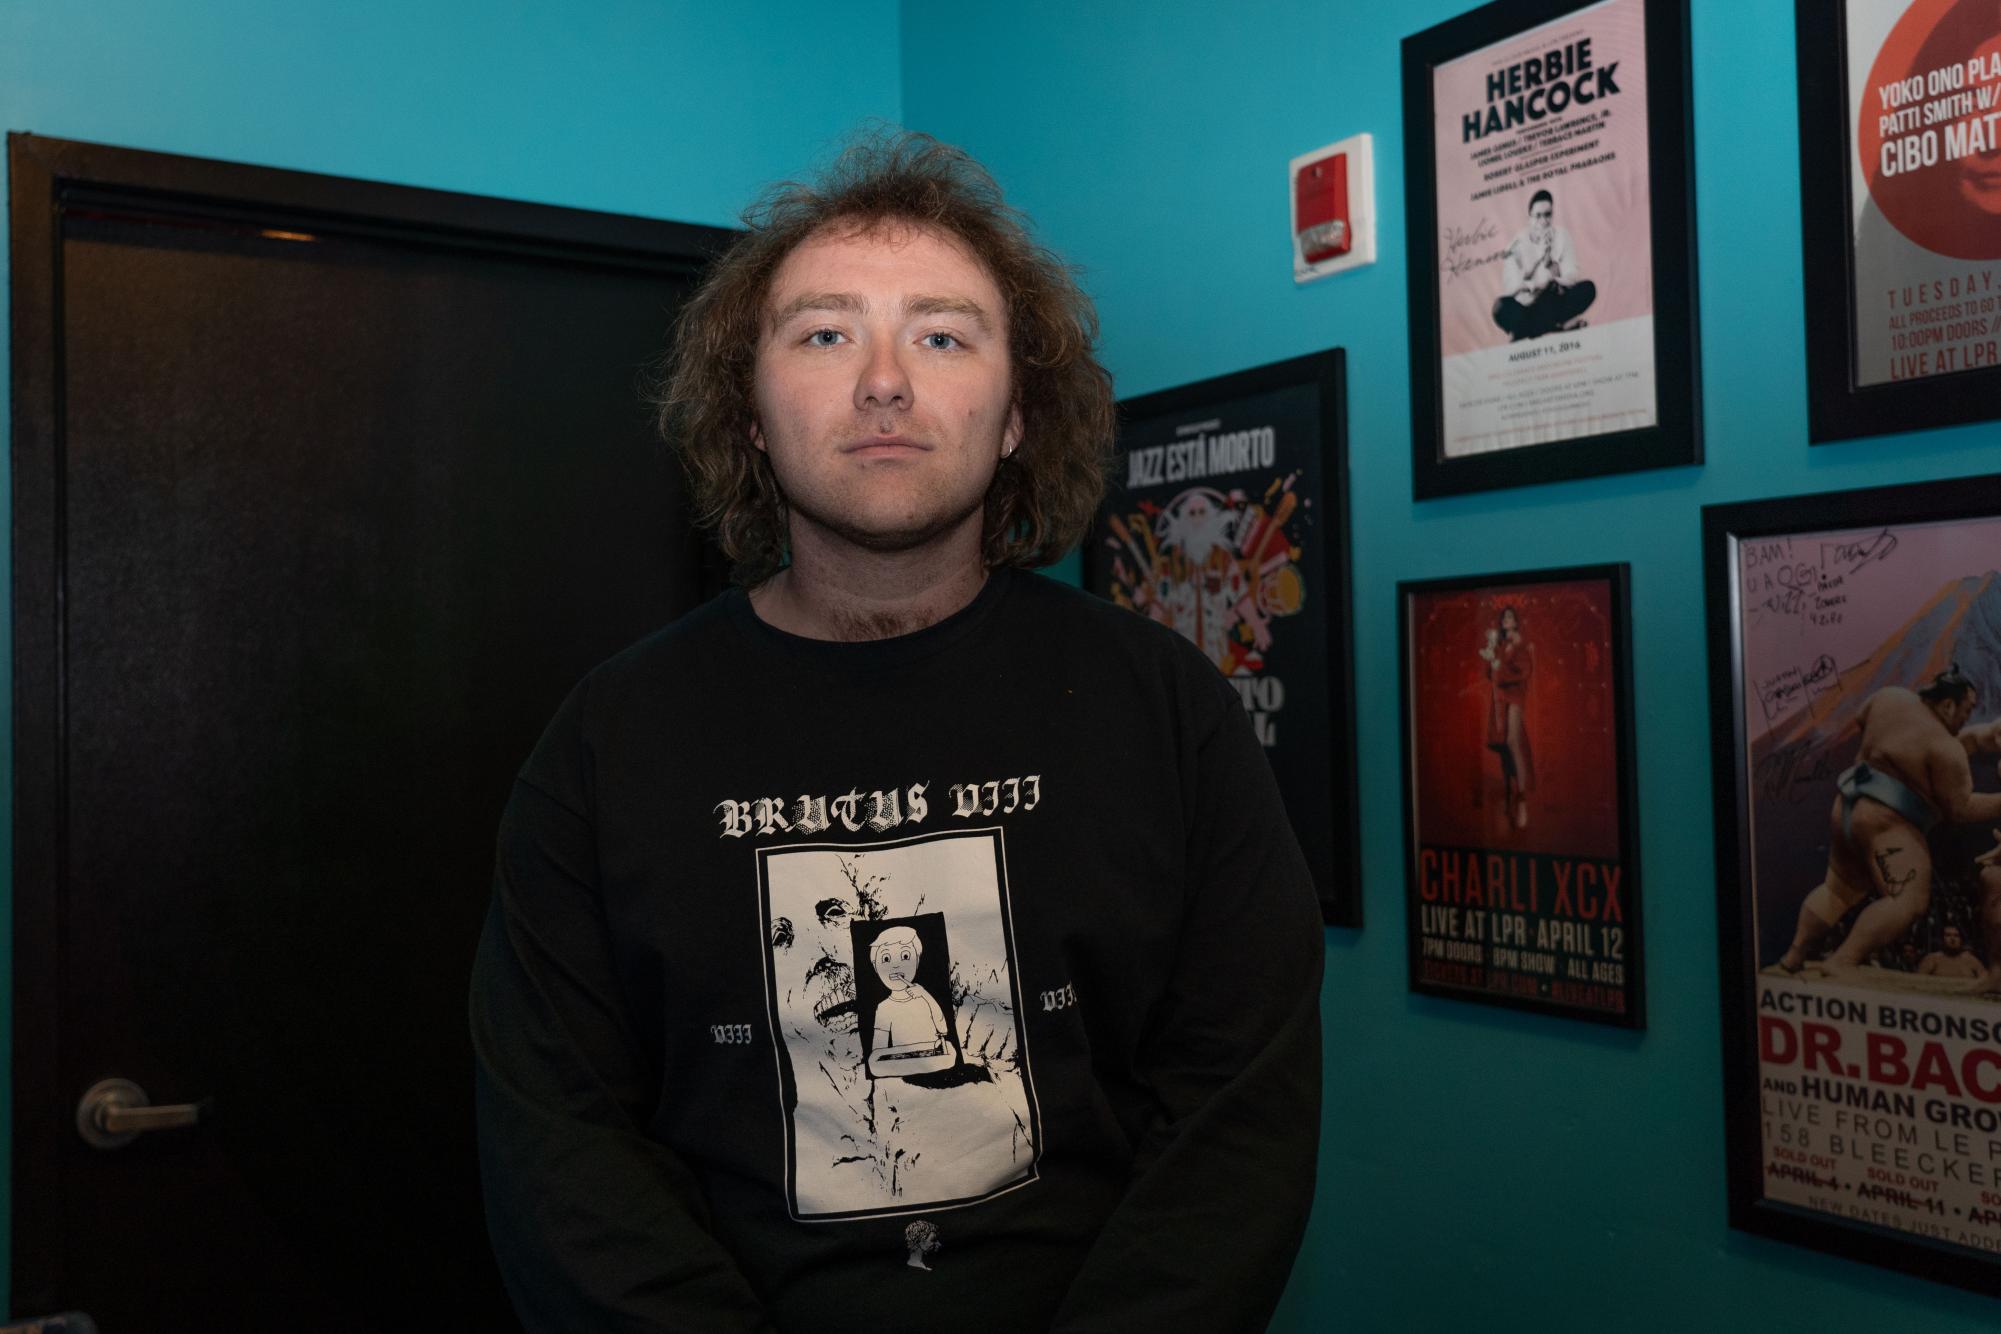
[1398,565,1642,1026]
[1428,0,1657,458]
[1708,479,2001,1284]
[1082,351,1358,926]
[1845,0,2001,389]
[758,827,1043,1222]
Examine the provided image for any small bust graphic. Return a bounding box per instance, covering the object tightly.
[866,925,956,1078]
[904,1218,942,1271]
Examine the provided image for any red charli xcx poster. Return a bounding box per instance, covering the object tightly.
[1399,565,1642,1025]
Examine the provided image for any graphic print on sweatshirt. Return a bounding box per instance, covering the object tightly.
[758,826,1041,1222]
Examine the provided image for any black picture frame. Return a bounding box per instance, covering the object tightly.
[1402,0,1700,498]
[1396,563,1644,1027]
[1703,475,2001,1294]
[1081,350,1359,926]
[1796,2,2001,443]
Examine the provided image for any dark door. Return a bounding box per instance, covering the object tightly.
[10,134,730,1329]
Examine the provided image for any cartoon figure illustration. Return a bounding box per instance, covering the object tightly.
[904,1219,942,1271]
[1104,474,1308,676]
[866,925,957,1078]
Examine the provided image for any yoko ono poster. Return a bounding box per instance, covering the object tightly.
[1797,0,2001,441]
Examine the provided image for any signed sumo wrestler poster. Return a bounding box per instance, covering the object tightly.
[1705,476,2001,1292]
[1797,0,2001,441]
[1401,0,1699,497]
[1081,351,1358,926]
[1397,564,1642,1026]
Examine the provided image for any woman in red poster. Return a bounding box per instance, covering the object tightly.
[1482,605,1536,830]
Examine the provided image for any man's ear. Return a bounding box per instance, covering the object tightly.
[1002,404,1024,458]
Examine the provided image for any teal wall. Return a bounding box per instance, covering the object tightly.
[9,0,2001,1326]
[0,0,902,1313]
[899,1,2001,1330]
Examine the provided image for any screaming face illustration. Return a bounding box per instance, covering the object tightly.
[804,952,858,1034]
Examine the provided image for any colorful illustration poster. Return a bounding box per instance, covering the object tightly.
[1085,362,1356,925]
[1429,0,1657,457]
[1731,511,2001,1253]
[1846,0,2001,388]
[1400,568,1642,1025]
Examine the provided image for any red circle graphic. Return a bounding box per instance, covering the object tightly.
[1855,0,2001,261]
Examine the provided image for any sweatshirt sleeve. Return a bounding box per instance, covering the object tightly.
[1051,675,1326,1333]
[469,688,772,1333]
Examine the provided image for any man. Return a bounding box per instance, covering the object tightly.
[1977,832,2001,994]
[1954,714,2001,994]
[1491,189,1597,341]
[469,132,1323,1332]
[1918,924,1985,979]
[1776,668,2001,975]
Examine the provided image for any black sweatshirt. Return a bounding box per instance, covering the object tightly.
[471,568,1324,1333]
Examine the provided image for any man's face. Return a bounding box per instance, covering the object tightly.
[1945,927,1965,955]
[752,221,1021,558]
[1529,199,1553,229]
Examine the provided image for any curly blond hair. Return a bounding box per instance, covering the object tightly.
[653,130,1114,586]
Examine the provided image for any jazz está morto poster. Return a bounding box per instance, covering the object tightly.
[1083,352,1358,926]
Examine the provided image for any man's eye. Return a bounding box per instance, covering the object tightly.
[922,332,960,350]
[806,329,844,347]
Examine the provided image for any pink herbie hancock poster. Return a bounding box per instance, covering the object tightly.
[1430,0,1657,458]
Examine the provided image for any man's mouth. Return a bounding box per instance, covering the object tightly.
[844,436,930,457]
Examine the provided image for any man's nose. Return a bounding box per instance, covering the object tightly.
[855,336,912,411]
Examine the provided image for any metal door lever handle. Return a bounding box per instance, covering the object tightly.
[76,1078,209,1150]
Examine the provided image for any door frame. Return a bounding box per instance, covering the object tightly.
[7,131,734,1308]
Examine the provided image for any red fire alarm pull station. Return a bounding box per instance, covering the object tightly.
[1289,133,1374,283]
[1295,153,1350,263]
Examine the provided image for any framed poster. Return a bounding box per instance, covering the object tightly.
[1398,564,1643,1025]
[1082,350,1359,926]
[1798,1,2001,443]
[1401,0,1700,499]
[1704,476,2001,1292]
